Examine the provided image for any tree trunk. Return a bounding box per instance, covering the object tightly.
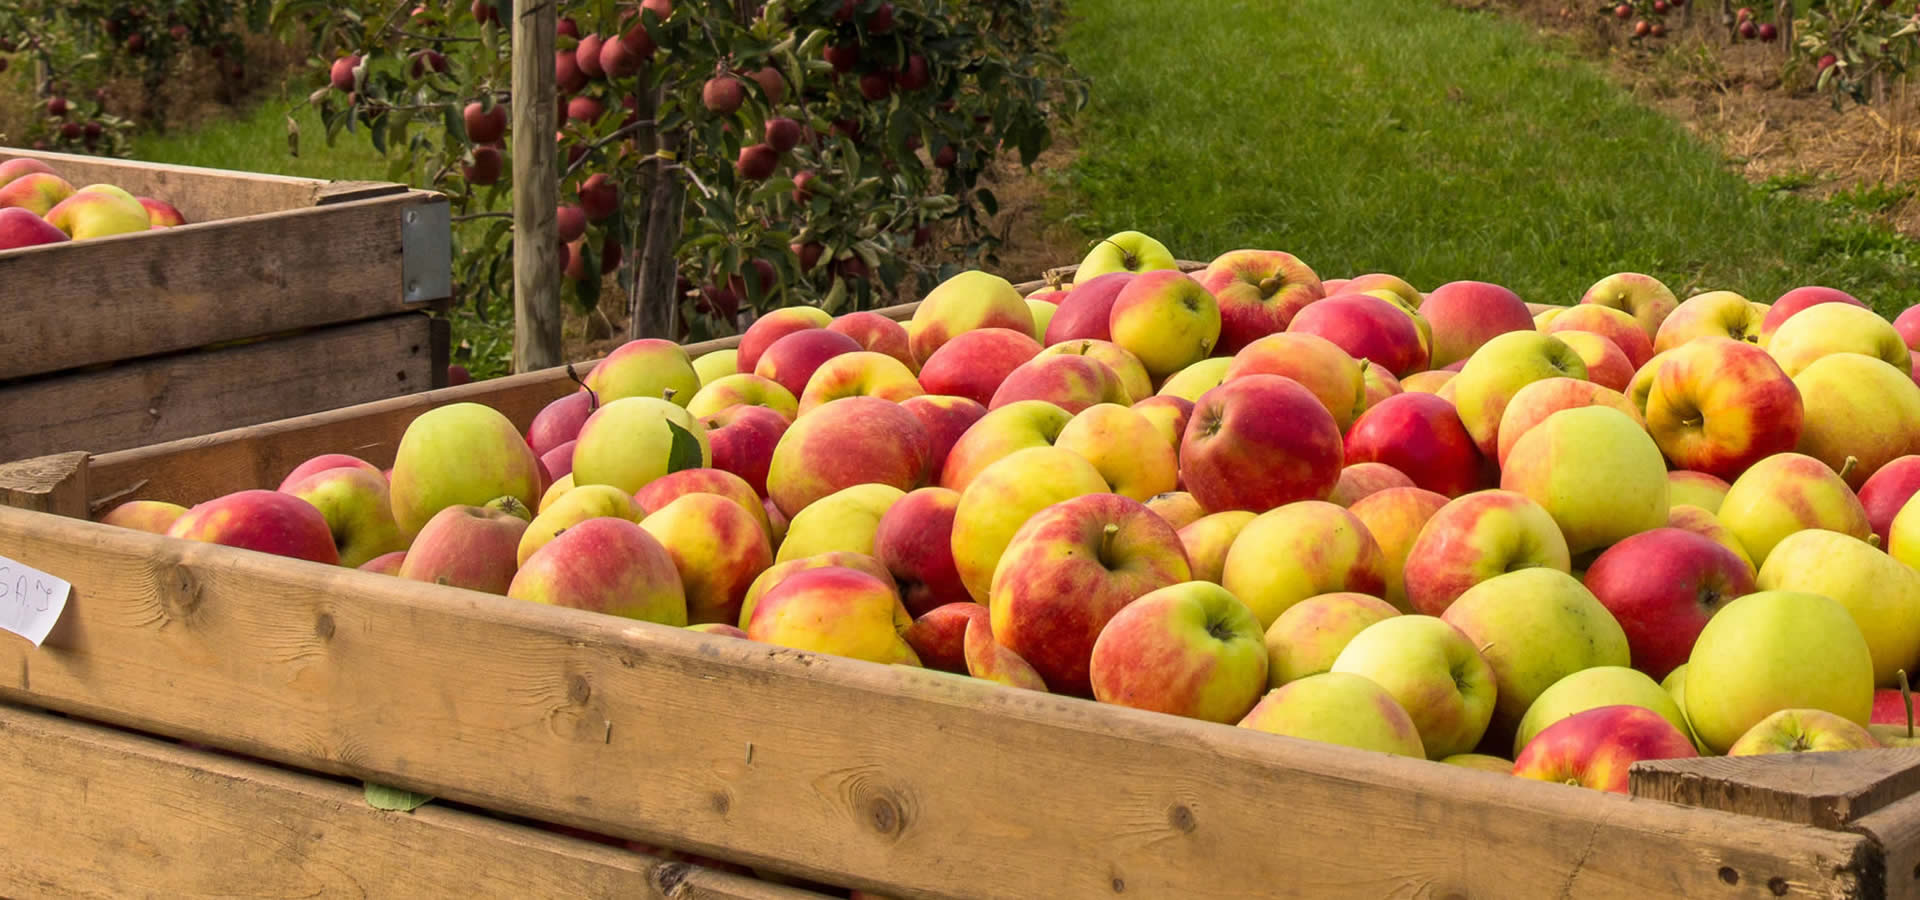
[632,130,685,340]
[510,0,562,373]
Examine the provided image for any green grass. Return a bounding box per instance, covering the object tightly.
[130,88,395,182]
[1058,0,1920,315]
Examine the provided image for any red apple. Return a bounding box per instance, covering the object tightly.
[989,353,1129,414]
[1194,249,1324,353]
[1512,704,1698,793]
[0,207,69,250]
[527,390,596,457]
[873,486,970,616]
[276,453,384,491]
[766,396,932,517]
[1181,375,1343,512]
[1421,280,1534,369]
[1290,293,1427,376]
[754,327,863,399]
[1895,305,1920,352]
[509,517,687,625]
[700,404,790,498]
[1342,392,1488,498]
[397,504,529,594]
[904,601,989,673]
[737,307,831,373]
[164,490,340,564]
[827,311,916,372]
[1043,271,1134,344]
[1582,528,1757,681]
[1760,286,1867,346]
[916,327,1041,406]
[1859,455,1920,547]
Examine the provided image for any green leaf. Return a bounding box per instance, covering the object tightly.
[665,420,703,473]
[364,781,433,811]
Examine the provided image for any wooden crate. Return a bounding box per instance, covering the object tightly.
[0,148,453,460]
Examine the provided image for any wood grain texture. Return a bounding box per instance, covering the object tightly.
[0,704,828,900]
[510,1,562,372]
[1632,750,1920,830]
[1851,792,1920,899]
[0,147,334,221]
[0,314,441,461]
[0,452,88,517]
[0,191,449,380]
[0,508,1877,899]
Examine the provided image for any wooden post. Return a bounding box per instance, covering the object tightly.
[510,0,562,373]
[633,128,685,340]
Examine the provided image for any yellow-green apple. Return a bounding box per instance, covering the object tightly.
[1792,353,1920,487]
[1766,302,1911,378]
[738,552,896,627]
[775,483,906,563]
[746,566,921,665]
[518,483,641,565]
[1685,590,1874,754]
[1195,249,1324,353]
[1108,270,1222,379]
[1420,280,1535,369]
[526,391,597,460]
[1180,374,1344,513]
[1668,471,1731,513]
[1534,307,1565,330]
[0,172,74,215]
[937,399,1072,491]
[99,499,190,535]
[1727,708,1879,756]
[1349,487,1451,612]
[1223,332,1366,430]
[43,184,156,239]
[1759,286,1867,347]
[1861,456,1920,546]
[1624,349,1674,418]
[1087,580,1267,721]
[1500,406,1668,555]
[1653,291,1764,352]
[0,158,55,188]
[1144,491,1206,531]
[989,353,1129,413]
[964,615,1048,690]
[1757,529,1920,687]
[1717,452,1871,569]
[1664,504,1755,571]
[1025,299,1055,341]
[0,207,67,249]
[873,487,969,616]
[635,468,771,537]
[766,396,929,517]
[688,623,749,639]
[1580,272,1679,339]
[1344,392,1488,497]
[639,492,774,625]
[1513,666,1692,757]
[1044,272,1133,344]
[1330,614,1497,759]
[508,517,687,625]
[989,493,1193,695]
[280,466,408,568]
[1329,463,1414,507]
[827,311,916,372]
[1038,339,1154,403]
[1885,491,1920,571]
[796,351,924,415]
[163,490,340,564]
[687,373,799,419]
[1176,510,1258,584]
[359,551,406,575]
[900,394,987,480]
[1131,395,1193,452]
[915,327,1041,406]
[1582,528,1754,681]
[1263,592,1399,687]
[1054,403,1177,501]
[737,306,832,373]
[1220,501,1387,628]
[571,396,712,496]
[1661,664,1708,749]
[1346,273,1423,309]
[1511,705,1697,794]
[1075,230,1177,281]
[540,475,575,513]
[903,601,988,672]
[276,453,384,491]
[389,402,545,538]
[1643,337,1803,480]
[1236,672,1425,758]
[1401,489,1571,617]
[1155,357,1233,403]
[1493,378,1642,470]
[1359,364,1403,416]
[397,504,527,593]
[1290,293,1426,377]
[908,270,1033,364]
[1451,331,1588,457]
[1442,568,1630,741]
[700,404,789,497]
[753,328,864,399]
[1549,330,1634,392]
[1442,754,1513,773]
[1543,304,1654,369]
[1400,371,1455,394]
[581,338,701,406]
[951,446,1109,602]
[692,348,738,386]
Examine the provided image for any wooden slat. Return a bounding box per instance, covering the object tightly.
[1851,792,1920,899]
[0,147,336,221]
[1631,750,1920,830]
[0,509,1877,899]
[0,452,88,518]
[0,191,448,380]
[0,703,826,900]
[0,313,441,461]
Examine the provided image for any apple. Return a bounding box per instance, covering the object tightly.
[1727,708,1879,756]
[1131,395,1194,453]
[1026,299,1056,341]
[1175,510,1258,585]
[900,394,988,480]
[796,351,924,415]
[280,466,408,568]
[1667,470,1731,513]
[1349,487,1451,613]
[737,552,896,628]
[1511,705,1697,794]
[915,327,1041,406]
[0,158,56,189]
[753,329,864,399]
[1441,568,1631,742]
[1792,353,1920,488]
[1343,391,1488,497]
[1088,581,1268,723]
[1500,406,1668,555]
[827,311,916,372]
[1545,330,1634,393]
[518,484,641,565]
[1542,304,1654,368]
[1037,339,1155,403]
[1758,286,1867,346]
[1345,273,1423,310]
[1400,371,1455,394]
[0,172,74,217]
[737,306,832,374]
[508,517,687,625]
[540,474,576,513]
[766,396,930,518]
[1685,590,1875,754]
[1860,456,1920,546]
[388,402,545,538]
[1663,504,1756,572]
[1155,357,1234,403]
[701,404,790,497]
[1145,492,1205,531]
[1493,377,1642,470]
[1330,615,1497,759]
[938,399,1073,492]
[873,487,970,616]
[0,207,68,249]
[1237,672,1425,758]
[964,615,1049,690]
[908,270,1033,365]
[775,483,906,563]
[638,492,774,626]
[1653,291,1764,352]
[98,499,189,535]
[1766,302,1912,377]
[692,348,738,386]
[1108,270,1222,379]
[1043,272,1134,344]
[1194,249,1325,353]
[1054,403,1178,501]
[1223,332,1366,430]
[1074,230,1178,281]
[276,453,384,491]
[903,601,988,672]
[1289,293,1426,377]
[1328,462,1414,507]
[1420,280,1535,369]
[164,490,340,564]
[1441,754,1513,773]
[583,338,701,406]
[1221,501,1388,629]
[950,446,1109,602]
[43,184,160,239]
[1513,666,1693,758]
[1262,592,1400,687]
[634,468,772,538]
[1450,331,1588,457]
[1401,489,1571,617]
[1757,529,1920,688]
[686,373,799,419]
[1581,528,1754,681]
[1717,452,1872,569]
[1643,337,1803,481]
[526,391,597,458]
[359,551,406,576]
[1359,363,1404,416]
[744,567,920,666]
[1180,375,1344,513]
[397,504,528,594]
[571,396,711,496]
[1579,272,1679,339]
[989,353,1130,413]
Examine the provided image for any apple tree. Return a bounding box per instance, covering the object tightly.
[1792,0,1920,107]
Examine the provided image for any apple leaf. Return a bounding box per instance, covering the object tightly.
[665,420,703,474]
[363,781,434,812]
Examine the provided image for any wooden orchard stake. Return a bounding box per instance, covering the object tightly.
[510,0,562,373]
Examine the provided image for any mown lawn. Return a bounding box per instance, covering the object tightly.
[131,88,394,183]
[1057,0,1920,314]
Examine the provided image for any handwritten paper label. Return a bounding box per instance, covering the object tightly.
[0,556,70,647]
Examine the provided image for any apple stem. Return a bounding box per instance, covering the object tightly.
[1093,237,1136,271]
[1840,456,1860,483]
[662,387,678,403]
[1101,522,1120,564]
[1256,276,1283,297]
[1902,669,1913,738]
[566,363,599,412]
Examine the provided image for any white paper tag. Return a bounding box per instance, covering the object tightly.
[0,556,71,647]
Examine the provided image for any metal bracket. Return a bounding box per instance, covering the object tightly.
[401,200,453,304]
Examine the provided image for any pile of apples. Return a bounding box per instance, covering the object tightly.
[100,228,1920,795]
[0,156,187,251]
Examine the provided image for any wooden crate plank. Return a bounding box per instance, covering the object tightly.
[0,452,88,518]
[1851,791,1920,899]
[0,314,441,461]
[0,191,449,380]
[0,704,826,900]
[1631,750,1920,830]
[0,148,336,221]
[0,510,1876,900]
